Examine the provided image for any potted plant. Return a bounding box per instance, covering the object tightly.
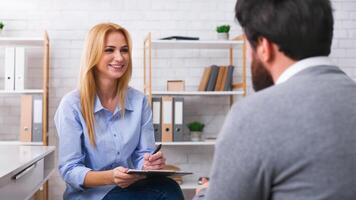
[187,121,205,141]
[0,21,4,34]
[216,24,230,40]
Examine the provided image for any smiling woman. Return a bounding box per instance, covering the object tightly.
[54,23,184,200]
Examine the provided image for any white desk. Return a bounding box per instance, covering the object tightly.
[0,143,55,200]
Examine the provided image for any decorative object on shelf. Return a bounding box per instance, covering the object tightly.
[167,80,185,91]
[216,24,230,40]
[187,121,205,141]
[0,21,4,34]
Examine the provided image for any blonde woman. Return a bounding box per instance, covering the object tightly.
[55,23,183,200]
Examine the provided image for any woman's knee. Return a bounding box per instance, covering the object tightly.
[139,176,184,200]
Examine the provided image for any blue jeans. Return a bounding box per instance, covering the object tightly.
[102,176,184,200]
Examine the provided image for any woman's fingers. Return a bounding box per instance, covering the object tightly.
[147,157,166,166]
[143,162,166,170]
[148,151,163,161]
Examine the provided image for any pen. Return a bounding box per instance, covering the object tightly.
[152,144,162,155]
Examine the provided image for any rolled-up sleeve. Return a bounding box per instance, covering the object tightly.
[54,97,91,191]
[131,96,155,169]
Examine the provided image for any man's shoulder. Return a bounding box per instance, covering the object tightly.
[231,86,283,115]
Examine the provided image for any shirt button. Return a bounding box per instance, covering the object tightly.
[117,152,120,155]
[114,134,116,137]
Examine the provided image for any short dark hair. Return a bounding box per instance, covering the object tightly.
[235,0,334,60]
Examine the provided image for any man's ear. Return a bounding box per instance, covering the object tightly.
[256,37,275,63]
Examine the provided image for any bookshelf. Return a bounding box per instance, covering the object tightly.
[143,33,247,100]
[0,33,50,199]
[143,33,246,191]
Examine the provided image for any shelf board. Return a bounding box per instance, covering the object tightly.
[0,89,44,94]
[0,141,44,146]
[151,90,244,96]
[180,180,202,190]
[150,40,244,49]
[156,141,216,146]
[0,37,44,47]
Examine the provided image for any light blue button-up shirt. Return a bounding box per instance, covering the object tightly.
[54,87,155,200]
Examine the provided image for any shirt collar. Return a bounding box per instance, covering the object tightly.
[94,94,134,114]
[275,56,333,85]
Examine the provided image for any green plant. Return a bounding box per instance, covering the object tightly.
[216,24,230,33]
[187,121,205,132]
[0,21,4,30]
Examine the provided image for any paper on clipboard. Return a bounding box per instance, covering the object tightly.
[127,169,193,177]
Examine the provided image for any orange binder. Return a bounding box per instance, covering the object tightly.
[161,96,173,142]
[19,95,32,142]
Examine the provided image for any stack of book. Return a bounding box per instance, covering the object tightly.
[198,65,235,91]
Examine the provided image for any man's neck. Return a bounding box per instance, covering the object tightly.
[269,55,296,83]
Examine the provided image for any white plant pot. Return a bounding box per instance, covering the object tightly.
[190,131,202,141]
[217,32,229,40]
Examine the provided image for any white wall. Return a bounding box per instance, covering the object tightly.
[0,0,355,199]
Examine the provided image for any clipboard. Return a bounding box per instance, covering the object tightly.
[127,169,193,177]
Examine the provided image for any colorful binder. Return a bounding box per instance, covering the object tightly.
[5,48,15,90]
[173,97,184,141]
[32,95,43,142]
[161,96,173,142]
[19,95,43,142]
[15,47,25,90]
[20,95,33,142]
[152,97,162,142]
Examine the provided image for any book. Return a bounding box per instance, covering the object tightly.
[215,66,227,91]
[160,36,199,40]
[206,65,219,91]
[224,65,235,91]
[127,169,193,177]
[198,67,212,91]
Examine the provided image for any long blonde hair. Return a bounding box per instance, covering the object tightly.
[79,23,133,146]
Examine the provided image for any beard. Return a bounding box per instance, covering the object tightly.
[251,52,274,92]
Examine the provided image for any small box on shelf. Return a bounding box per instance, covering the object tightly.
[167,80,185,91]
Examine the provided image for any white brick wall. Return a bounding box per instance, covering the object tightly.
[0,0,355,199]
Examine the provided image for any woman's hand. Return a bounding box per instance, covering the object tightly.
[112,166,144,188]
[143,151,166,170]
